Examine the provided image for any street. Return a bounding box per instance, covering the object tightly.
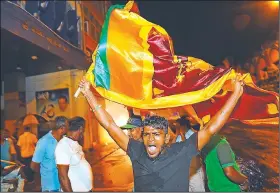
[221,123,279,192]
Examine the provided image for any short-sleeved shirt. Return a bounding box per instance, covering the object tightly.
[175,129,194,142]
[1,138,16,168]
[17,132,38,158]
[204,139,241,192]
[55,136,93,192]
[127,132,199,192]
[32,131,60,191]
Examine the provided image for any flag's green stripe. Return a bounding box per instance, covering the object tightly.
[93,4,125,90]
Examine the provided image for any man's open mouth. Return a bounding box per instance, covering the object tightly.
[147,145,157,154]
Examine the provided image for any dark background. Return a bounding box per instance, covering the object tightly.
[112,1,279,66]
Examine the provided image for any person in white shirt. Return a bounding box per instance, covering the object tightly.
[55,116,93,192]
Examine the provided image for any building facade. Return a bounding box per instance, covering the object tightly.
[1,0,112,149]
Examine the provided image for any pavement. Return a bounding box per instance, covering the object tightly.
[221,123,279,192]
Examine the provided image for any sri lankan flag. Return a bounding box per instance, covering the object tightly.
[85,1,279,125]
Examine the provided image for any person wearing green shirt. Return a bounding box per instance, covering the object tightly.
[201,134,248,192]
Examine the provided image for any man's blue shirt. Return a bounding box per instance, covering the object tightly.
[32,131,60,191]
[176,129,195,142]
[1,139,11,168]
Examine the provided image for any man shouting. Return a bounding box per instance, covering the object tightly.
[78,74,246,192]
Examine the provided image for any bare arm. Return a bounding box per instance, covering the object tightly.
[79,78,129,152]
[216,142,248,187]
[1,165,19,176]
[57,165,73,192]
[223,166,247,184]
[9,139,22,165]
[197,75,244,150]
[30,161,40,173]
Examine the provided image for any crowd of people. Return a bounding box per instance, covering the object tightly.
[1,1,277,192]
[2,35,277,192]
[1,74,254,192]
[77,74,251,192]
[1,116,93,192]
[1,128,36,191]
[222,36,279,94]
[2,32,278,191]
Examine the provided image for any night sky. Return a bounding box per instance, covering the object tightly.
[112,1,279,66]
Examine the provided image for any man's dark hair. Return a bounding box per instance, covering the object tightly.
[143,115,168,134]
[54,116,68,130]
[192,124,200,132]
[69,116,85,131]
[176,116,191,129]
[58,95,68,102]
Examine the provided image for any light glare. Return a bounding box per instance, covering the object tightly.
[31,56,38,60]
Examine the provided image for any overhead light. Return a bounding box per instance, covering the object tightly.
[31,56,38,60]
[16,66,22,70]
[57,66,62,70]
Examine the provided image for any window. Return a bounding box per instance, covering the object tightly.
[84,20,89,34]
[82,4,103,42]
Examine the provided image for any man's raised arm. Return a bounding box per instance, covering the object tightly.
[197,74,244,150]
[79,78,129,151]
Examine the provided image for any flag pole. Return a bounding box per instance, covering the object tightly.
[1,159,17,165]
[74,69,87,98]
[74,87,81,98]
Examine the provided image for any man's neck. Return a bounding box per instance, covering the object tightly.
[136,138,143,142]
[66,134,77,141]
[51,130,62,141]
